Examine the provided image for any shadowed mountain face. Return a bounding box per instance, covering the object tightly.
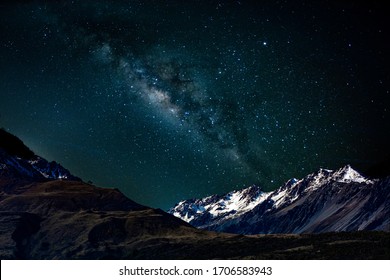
[0,129,35,160]
[0,156,153,259]
[0,128,81,182]
[1,129,390,260]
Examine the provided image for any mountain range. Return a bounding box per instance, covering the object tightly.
[169,165,390,234]
[0,129,80,182]
[1,128,389,259]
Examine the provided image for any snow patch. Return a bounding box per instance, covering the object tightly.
[333,165,372,184]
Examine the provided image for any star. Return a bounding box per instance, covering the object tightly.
[0,0,388,209]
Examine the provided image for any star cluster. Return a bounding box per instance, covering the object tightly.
[0,1,389,209]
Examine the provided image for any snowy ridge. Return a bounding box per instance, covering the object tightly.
[0,149,80,181]
[28,156,79,180]
[0,129,80,181]
[170,185,267,228]
[207,186,268,216]
[169,165,389,234]
[332,164,373,184]
[1,154,42,178]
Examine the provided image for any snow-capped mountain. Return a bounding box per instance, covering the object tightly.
[169,165,390,234]
[27,156,80,181]
[169,185,267,228]
[0,129,80,181]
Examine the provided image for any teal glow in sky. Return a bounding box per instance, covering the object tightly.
[1,1,389,209]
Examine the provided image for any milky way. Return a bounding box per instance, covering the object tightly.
[0,1,389,209]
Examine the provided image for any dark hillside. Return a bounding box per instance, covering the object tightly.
[0,129,35,160]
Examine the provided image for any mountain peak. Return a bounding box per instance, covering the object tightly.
[332,165,370,183]
[0,129,81,181]
[170,164,387,234]
[169,184,268,227]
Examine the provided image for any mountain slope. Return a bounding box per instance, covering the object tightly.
[1,129,389,259]
[0,129,80,181]
[169,166,390,234]
[1,178,389,260]
[171,185,267,227]
[0,130,203,259]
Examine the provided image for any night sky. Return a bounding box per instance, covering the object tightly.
[1,1,389,209]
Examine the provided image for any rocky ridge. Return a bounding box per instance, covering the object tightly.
[169,165,390,234]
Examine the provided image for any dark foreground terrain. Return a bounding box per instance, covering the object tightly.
[0,128,389,259]
[0,180,389,260]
